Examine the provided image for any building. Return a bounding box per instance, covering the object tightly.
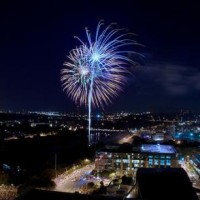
[95,143,178,176]
[135,168,198,200]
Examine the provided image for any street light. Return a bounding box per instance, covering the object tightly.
[84,159,90,164]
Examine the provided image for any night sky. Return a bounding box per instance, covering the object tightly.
[0,0,200,113]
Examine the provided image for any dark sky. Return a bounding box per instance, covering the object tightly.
[0,0,200,113]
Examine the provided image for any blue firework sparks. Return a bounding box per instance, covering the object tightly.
[61,21,141,145]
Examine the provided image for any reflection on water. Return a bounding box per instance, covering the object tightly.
[89,132,111,144]
[89,131,127,145]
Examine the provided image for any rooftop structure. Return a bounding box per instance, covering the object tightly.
[136,168,198,200]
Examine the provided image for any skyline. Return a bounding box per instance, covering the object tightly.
[0,0,200,112]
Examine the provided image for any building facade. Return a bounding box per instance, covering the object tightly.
[95,144,178,177]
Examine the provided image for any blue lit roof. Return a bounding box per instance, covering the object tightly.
[141,144,176,154]
[97,144,176,154]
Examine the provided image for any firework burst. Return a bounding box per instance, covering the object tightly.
[61,21,141,145]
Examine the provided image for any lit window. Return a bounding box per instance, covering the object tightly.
[148,155,153,158]
[166,156,171,159]
[154,159,159,165]
[166,160,171,166]
[160,160,165,166]
[149,159,153,165]
[123,159,129,163]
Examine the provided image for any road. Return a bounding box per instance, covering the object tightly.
[54,164,94,193]
[181,161,200,191]
[54,163,110,193]
[118,134,134,144]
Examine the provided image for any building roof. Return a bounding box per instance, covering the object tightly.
[97,143,176,154]
[97,143,140,154]
[136,168,198,200]
[141,144,176,154]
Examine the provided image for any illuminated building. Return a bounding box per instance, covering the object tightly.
[95,143,178,176]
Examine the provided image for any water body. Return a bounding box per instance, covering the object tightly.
[90,131,130,145]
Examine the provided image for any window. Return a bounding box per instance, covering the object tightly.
[160,159,165,166]
[154,159,159,165]
[149,159,153,165]
[140,156,145,159]
[166,159,171,166]
[148,155,153,158]
[166,156,171,159]
[160,156,165,159]
[122,159,129,163]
